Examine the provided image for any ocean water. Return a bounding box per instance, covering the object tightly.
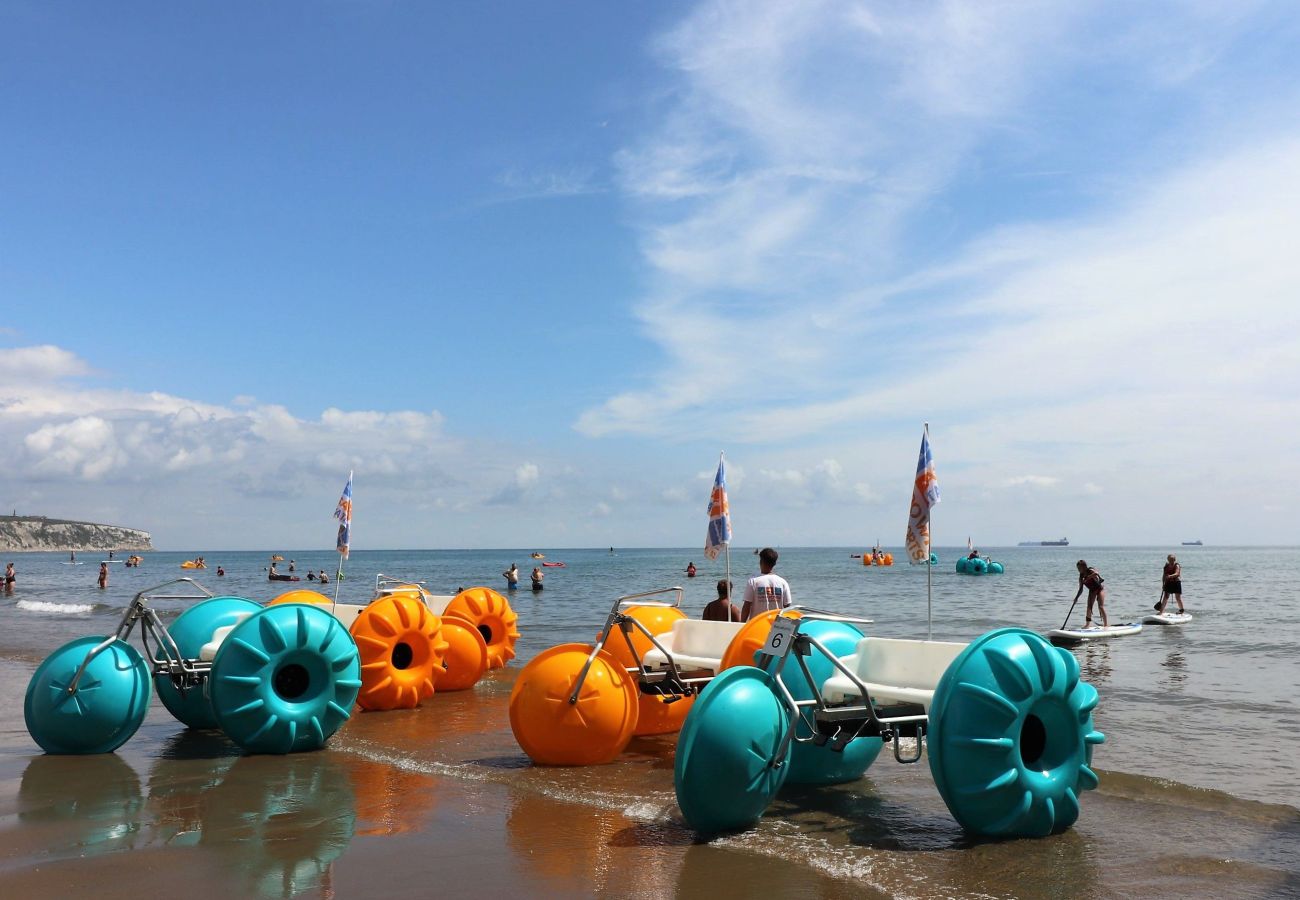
[1,545,1297,897]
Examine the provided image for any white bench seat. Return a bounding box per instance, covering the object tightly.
[639,619,747,675]
[199,612,255,661]
[821,637,967,710]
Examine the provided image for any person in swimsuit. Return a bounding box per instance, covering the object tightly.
[1072,559,1107,628]
[4,562,14,591]
[97,562,109,589]
[1157,555,1185,614]
[530,567,544,591]
[503,564,519,589]
[702,579,741,622]
[686,562,697,578]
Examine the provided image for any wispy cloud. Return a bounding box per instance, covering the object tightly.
[488,166,604,203]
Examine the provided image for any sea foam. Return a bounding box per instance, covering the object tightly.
[17,600,95,614]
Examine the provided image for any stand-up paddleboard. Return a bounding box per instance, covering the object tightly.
[1047,622,1143,646]
[1142,612,1193,625]
[61,561,84,566]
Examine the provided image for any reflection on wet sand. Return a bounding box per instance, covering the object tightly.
[18,754,145,855]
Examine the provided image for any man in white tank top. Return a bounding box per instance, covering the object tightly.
[742,547,793,620]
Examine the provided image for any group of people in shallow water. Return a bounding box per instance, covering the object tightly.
[1072,554,1186,628]
[502,563,544,591]
[698,547,792,622]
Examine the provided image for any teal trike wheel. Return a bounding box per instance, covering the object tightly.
[209,604,361,754]
[155,596,261,729]
[928,627,1104,837]
[25,636,151,754]
[760,619,882,786]
[674,666,792,833]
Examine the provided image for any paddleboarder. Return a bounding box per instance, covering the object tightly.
[1157,555,1185,614]
[1072,560,1107,628]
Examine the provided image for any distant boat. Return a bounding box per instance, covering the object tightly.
[1181,540,1203,546]
[1018,537,1070,546]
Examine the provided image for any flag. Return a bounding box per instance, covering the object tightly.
[334,471,353,558]
[704,454,731,561]
[905,431,940,563]
[967,536,974,552]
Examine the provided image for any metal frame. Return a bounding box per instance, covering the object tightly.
[64,577,216,697]
[755,609,931,767]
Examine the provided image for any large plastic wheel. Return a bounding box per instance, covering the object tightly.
[267,589,332,606]
[25,636,151,754]
[988,562,1005,574]
[718,609,802,671]
[437,617,489,691]
[759,619,882,786]
[444,587,520,669]
[596,605,690,736]
[928,627,1105,837]
[674,666,792,833]
[351,594,448,710]
[508,643,639,765]
[155,596,262,729]
[209,604,362,754]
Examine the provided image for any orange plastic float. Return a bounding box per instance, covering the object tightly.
[350,593,449,711]
[718,609,803,671]
[596,605,692,736]
[509,643,639,765]
[444,587,520,670]
[436,616,490,691]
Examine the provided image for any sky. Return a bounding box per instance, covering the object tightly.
[3,1,1300,550]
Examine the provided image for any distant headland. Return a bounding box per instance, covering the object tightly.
[0,515,153,552]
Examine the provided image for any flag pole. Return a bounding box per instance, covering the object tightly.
[331,471,351,617]
[925,422,933,641]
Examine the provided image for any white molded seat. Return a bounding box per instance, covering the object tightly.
[821,637,967,709]
[424,595,454,616]
[199,612,255,661]
[640,619,747,674]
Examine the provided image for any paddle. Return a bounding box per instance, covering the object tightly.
[1060,594,1082,631]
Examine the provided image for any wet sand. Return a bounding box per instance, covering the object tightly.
[2,653,1297,899]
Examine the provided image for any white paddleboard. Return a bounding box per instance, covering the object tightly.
[1047,622,1143,645]
[61,561,84,566]
[1142,612,1193,625]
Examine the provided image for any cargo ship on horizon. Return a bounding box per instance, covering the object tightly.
[1018,537,1069,546]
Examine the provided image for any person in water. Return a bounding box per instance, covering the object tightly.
[269,562,279,577]
[686,561,697,578]
[1073,560,1107,628]
[307,570,316,581]
[318,570,329,584]
[70,550,76,562]
[1157,555,1185,614]
[4,562,15,591]
[530,567,544,591]
[503,563,520,589]
[97,562,109,589]
[288,559,296,573]
[703,579,741,622]
[216,566,225,577]
[742,547,792,620]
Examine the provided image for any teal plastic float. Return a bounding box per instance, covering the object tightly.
[956,556,1004,575]
[674,667,792,833]
[154,596,262,729]
[673,611,1104,839]
[23,578,361,756]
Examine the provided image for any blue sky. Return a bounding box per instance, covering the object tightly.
[3,1,1299,550]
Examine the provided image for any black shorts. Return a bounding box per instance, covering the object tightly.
[1164,579,1182,594]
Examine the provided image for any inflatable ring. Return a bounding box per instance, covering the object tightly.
[509,643,639,765]
[718,609,802,671]
[436,617,489,691]
[596,605,691,736]
[928,627,1105,837]
[759,619,882,786]
[155,596,262,729]
[444,587,520,670]
[209,604,362,754]
[25,636,152,754]
[268,589,332,606]
[350,594,449,710]
[674,666,792,833]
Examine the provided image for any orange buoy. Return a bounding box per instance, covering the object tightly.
[444,587,520,670]
[509,643,639,765]
[719,609,803,671]
[436,616,490,691]
[268,589,332,606]
[350,594,449,710]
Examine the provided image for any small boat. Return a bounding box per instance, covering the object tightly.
[530,552,545,559]
[180,560,206,569]
[1046,622,1142,646]
[1142,612,1193,626]
[542,561,566,568]
[268,573,300,582]
[270,555,285,561]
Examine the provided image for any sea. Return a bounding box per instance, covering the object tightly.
[0,545,1297,898]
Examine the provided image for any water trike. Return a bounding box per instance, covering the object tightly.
[508,588,867,766]
[673,609,1104,838]
[956,556,1004,574]
[180,559,206,569]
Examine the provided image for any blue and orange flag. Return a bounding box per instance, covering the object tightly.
[334,471,353,558]
[704,454,731,561]
[905,430,940,563]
